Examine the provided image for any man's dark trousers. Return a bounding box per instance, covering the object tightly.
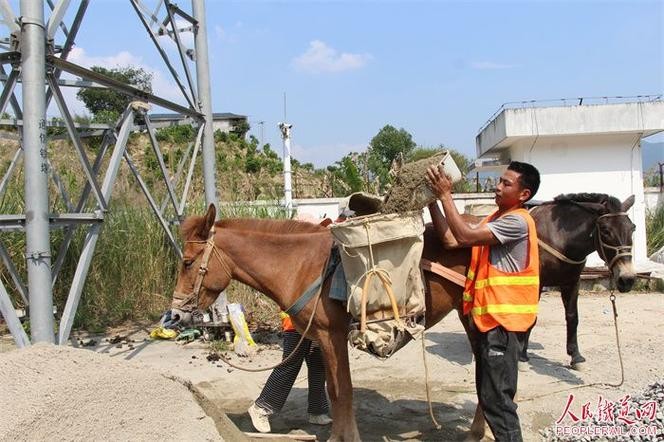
[473,323,523,442]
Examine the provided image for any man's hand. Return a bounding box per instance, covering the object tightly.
[426,164,452,199]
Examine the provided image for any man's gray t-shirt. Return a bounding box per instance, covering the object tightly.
[486,214,529,273]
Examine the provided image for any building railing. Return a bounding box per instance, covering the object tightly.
[478,94,663,135]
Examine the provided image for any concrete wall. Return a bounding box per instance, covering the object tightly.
[645,187,664,212]
[293,194,497,223]
[275,185,658,267]
[293,198,345,220]
[212,120,234,133]
[508,133,646,265]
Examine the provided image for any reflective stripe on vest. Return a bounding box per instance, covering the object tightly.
[472,303,539,315]
[462,208,540,332]
[474,275,539,289]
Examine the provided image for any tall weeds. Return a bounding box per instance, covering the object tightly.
[0,180,288,331]
[646,204,664,256]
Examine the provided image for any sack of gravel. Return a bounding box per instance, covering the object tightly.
[382,151,462,214]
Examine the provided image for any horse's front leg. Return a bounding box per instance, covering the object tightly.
[560,282,585,369]
[318,329,360,442]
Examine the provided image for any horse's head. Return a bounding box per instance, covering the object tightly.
[170,204,233,325]
[594,195,636,292]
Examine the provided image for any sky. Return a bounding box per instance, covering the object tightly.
[3,0,663,168]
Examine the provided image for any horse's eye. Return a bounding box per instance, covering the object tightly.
[183,259,194,269]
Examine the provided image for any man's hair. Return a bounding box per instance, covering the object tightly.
[507,161,540,201]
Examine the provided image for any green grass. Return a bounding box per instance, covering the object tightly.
[646,204,664,256]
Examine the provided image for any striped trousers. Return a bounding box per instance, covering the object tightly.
[255,330,329,415]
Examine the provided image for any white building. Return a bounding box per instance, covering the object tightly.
[474,97,664,266]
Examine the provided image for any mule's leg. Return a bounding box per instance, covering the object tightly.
[561,282,585,369]
[318,329,360,442]
[467,405,487,442]
[457,310,487,441]
[519,289,543,366]
[519,324,533,363]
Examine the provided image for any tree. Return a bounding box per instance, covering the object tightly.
[231,120,251,139]
[328,153,365,195]
[76,66,153,123]
[367,125,416,191]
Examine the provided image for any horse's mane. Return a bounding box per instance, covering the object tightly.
[217,218,328,234]
[181,215,327,240]
[553,193,622,212]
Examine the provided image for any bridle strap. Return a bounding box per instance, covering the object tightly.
[595,212,632,273]
[538,239,587,266]
[530,206,587,266]
[174,224,233,311]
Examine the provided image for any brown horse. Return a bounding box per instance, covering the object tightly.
[169,193,637,439]
[523,193,636,368]
[170,204,477,441]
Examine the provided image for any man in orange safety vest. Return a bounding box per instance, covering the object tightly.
[426,160,541,442]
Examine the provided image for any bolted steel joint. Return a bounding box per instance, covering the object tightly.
[25,251,51,261]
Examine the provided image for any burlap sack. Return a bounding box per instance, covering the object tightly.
[330,211,426,358]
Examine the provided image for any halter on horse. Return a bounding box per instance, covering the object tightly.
[171,222,233,324]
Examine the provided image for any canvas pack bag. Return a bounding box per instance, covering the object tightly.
[330,211,426,359]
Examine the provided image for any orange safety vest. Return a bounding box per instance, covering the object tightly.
[279,311,296,332]
[462,208,540,332]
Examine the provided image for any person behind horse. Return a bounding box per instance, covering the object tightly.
[248,311,332,433]
[425,161,541,442]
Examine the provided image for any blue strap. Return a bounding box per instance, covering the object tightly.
[285,247,340,316]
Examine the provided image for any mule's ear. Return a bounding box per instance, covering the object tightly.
[621,195,635,212]
[202,204,216,234]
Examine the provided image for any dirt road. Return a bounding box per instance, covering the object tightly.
[2,290,662,441]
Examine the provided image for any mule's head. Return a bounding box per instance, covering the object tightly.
[170,204,233,325]
[595,195,636,293]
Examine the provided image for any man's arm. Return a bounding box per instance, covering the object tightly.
[426,165,499,247]
[428,201,460,249]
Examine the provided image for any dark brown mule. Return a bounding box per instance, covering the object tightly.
[170,205,480,441]
[521,193,636,369]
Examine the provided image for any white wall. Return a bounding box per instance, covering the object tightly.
[294,198,345,220]
[509,133,647,265]
[294,195,496,224]
[644,188,663,212]
[212,120,233,132]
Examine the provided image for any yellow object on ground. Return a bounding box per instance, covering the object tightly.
[150,327,178,340]
[227,303,256,355]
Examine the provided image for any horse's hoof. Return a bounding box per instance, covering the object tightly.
[464,431,485,442]
[570,362,585,371]
[518,361,531,372]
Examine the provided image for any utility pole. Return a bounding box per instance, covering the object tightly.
[192,0,218,213]
[278,122,293,213]
[22,0,55,344]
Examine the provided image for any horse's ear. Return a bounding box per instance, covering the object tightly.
[201,204,216,235]
[621,195,635,212]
